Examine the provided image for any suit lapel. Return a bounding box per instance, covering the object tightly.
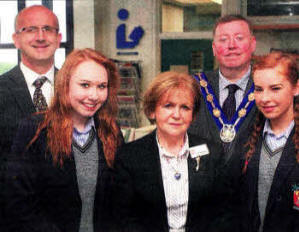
[204,71,222,143]
[187,153,198,211]
[265,130,296,215]
[244,74,254,93]
[186,135,209,222]
[207,71,220,99]
[187,134,200,197]
[235,76,257,137]
[144,131,169,227]
[8,66,36,114]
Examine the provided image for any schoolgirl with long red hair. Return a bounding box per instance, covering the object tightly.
[4,48,123,232]
[240,52,299,232]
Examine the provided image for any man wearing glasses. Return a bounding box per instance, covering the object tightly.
[0,5,61,231]
[0,5,61,156]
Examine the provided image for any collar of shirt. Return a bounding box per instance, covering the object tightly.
[219,66,251,92]
[21,62,55,87]
[156,133,189,160]
[73,117,96,146]
[218,66,251,108]
[73,117,95,135]
[263,119,294,140]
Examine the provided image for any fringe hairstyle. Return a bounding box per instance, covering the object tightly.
[143,71,201,124]
[28,48,123,168]
[243,52,299,173]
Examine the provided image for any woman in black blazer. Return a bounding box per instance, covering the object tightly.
[4,48,123,232]
[113,71,225,232]
[239,52,299,232]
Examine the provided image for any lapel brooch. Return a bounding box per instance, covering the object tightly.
[189,144,210,171]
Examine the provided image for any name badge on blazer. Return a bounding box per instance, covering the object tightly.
[190,144,210,158]
[189,144,210,171]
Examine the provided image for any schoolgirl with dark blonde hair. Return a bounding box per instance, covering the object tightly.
[5,48,123,232]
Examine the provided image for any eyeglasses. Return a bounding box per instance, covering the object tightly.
[16,25,59,35]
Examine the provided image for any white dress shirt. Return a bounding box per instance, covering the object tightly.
[219,66,251,109]
[157,134,189,232]
[21,62,55,106]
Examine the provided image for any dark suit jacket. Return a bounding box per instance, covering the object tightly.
[0,65,37,231]
[113,130,225,232]
[240,128,299,232]
[0,66,36,157]
[4,115,115,232]
[0,65,58,156]
[188,70,257,163]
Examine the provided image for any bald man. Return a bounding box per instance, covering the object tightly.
[0,5,62,157]
[0,5,61,231]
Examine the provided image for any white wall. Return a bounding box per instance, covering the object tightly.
[73,0,95,49]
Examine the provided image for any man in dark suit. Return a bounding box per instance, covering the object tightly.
[189,15,258,163]
[0,5,61,157]
[188,15,258,231]
[0,6,61,230]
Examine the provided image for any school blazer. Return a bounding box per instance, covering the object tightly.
[113,130,225,232]
[188,70,258,163]
[240,128,299,232]
[4,115,115,232]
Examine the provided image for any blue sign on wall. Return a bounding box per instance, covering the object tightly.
[116,8,144,50]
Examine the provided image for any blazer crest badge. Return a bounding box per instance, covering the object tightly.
[293,184,299,210]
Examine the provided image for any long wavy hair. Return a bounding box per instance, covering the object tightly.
[28,48,123,168]
[243,52,299,173]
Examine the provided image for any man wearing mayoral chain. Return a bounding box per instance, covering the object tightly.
[189,15,258,163]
